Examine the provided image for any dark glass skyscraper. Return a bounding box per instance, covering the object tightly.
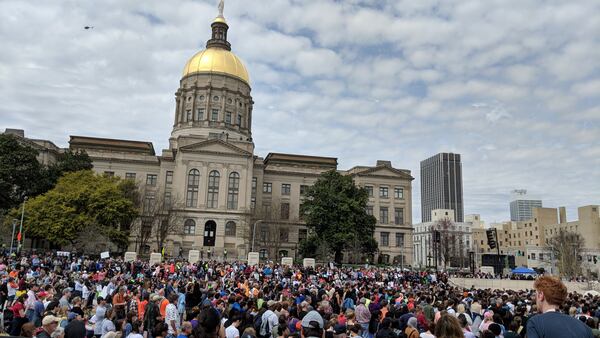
[420,153,464,222]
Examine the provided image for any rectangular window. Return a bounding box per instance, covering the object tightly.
[299,229,308,242]
[125,172,136,180]
[263,182,272,193]
[281,203,290,220]
[539,253,544,260]
[366,206,373,216]
[146,174,157,186]
[186,109,192,121]
[260,226,269,242]
[143,192,155,213]
[251,177,257,210]
[165,171,173,184]
[164,191,172,208]
[380,207,389,224]
[394,187,404,199]
[281,183,291,195]
[279,228,289,242]
[365,186,373,197]
[211,109,219,121]
[396,233,405,247]
[197,108,204,121]
[531,253,536,260]
[394,208,404,225]
[237,113,242,126]
[300,185,309,195]
[225,112,232,124]
[379,187,389,198]
[103,171,114,177]
[262,204,272,220]
[380,232,389,247]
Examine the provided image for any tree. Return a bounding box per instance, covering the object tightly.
[0,134,44,212]
[430,218,464,269]
[3,170,138,250]
[300,170,377,263]
[42,150,93,190]
[548,229,584,278]
[134,185,184,254]
[0,134,94,214]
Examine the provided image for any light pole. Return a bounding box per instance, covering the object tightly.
[251,219,263,253]
[9,219,18,254]
[18,196,27,252]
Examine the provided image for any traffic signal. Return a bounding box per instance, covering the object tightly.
[486,229,497,249]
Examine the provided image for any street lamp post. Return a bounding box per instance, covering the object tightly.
[9,219,18,254]
[251,219,263,253]
[18,196,27,252]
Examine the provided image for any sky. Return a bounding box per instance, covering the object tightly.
[1,0,599,225]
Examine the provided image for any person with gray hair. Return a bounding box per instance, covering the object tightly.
[404,317,419,338]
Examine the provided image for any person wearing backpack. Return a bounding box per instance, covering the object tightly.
[258,301,278,338]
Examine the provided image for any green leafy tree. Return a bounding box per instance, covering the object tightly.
[298,234,320,258]
[3,170,138,250]
[42,150,93,190]
[0,134,44,212]
[0,134,94,214]
[300,170,377,263]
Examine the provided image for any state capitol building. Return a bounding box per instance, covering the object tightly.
[6,8,414,265]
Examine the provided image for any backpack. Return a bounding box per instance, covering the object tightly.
[257,311,274,338]
[342,298,355,310]
[253,311,266,337]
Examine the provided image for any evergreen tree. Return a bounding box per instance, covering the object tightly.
[300,170,377,263]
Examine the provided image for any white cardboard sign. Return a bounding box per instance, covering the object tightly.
[149,253,162,265]
[303,258,316,268]
[124,252,137,262]
[247,252,260,266]
[188,250,200,263]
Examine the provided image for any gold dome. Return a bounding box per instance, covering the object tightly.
[213,16,227,24]
[182,47,249,84]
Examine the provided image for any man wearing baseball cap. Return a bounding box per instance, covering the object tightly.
[38,315,61,338]
[301,310,324,338]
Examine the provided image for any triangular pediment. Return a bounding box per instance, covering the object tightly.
[178,139,252,157]
[354,166,414,180]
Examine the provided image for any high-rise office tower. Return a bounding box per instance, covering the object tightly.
[420,153,464,222]
[509,189,542,221]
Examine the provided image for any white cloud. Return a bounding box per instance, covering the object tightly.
[0,0,598,224]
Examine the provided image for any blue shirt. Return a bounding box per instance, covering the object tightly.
[526,311,593,338]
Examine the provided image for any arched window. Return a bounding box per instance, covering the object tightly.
[227,172,240,209]
[183,219,196,235]
[225,221,236,237]
[186,169,200,207]
[207,170,220,208]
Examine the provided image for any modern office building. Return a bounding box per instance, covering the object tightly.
[420,153,464,222]
[510,189,542,221]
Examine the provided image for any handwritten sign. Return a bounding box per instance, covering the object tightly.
[124,252,137,262]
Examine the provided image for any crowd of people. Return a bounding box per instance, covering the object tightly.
[0,251,597,338]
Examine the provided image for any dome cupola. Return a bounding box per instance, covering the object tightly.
[171,0,254,146]
[181,0,249,84]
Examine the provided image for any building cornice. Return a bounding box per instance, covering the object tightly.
[262,170,323,178]
[90,156,159,166]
